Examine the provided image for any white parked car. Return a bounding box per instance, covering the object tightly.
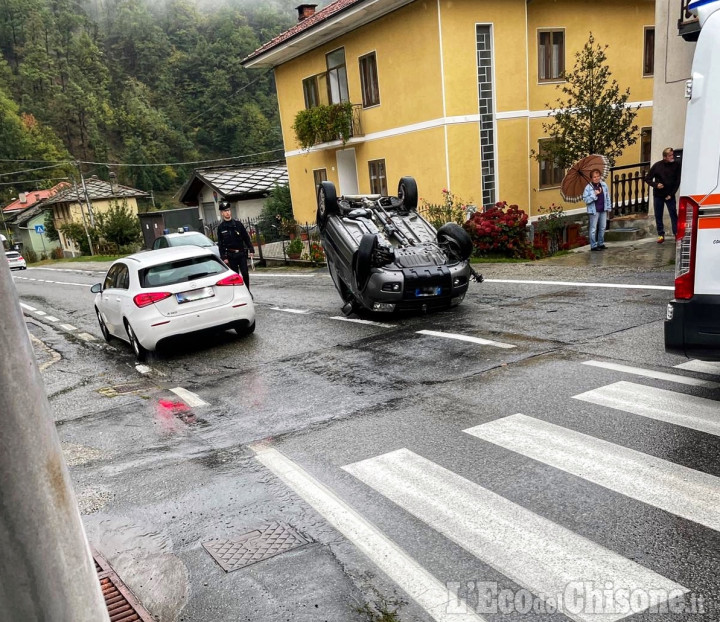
[91,246,255,360]
[5,250,27,270]
[151,229,221,259]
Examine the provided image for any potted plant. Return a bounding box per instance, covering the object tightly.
[286,237,303,259]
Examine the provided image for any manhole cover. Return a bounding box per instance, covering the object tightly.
[98,381,152,397]
[202,522,310,572]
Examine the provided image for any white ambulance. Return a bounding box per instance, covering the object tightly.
[664,0,720,361]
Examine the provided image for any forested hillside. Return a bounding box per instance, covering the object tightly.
[0,0,301,204]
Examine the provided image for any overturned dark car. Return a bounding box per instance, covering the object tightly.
[316,176,479,315]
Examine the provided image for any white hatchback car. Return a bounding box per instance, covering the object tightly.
[5,250,27,270]
[91,246,255,360]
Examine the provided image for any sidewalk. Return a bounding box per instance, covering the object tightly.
[41,236,677,277]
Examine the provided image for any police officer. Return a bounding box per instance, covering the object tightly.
[216,202,255,291]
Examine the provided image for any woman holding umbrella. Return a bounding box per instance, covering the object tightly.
[582,169,611,250]
[561,154,612,252]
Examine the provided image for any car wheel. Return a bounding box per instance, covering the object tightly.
[437,222,473,261]
[125,320,147,362]
[234,320,256,336]
[398,176,418,210]
[95,307,112,342]
[354,233,377,291]
[317,181,339,229]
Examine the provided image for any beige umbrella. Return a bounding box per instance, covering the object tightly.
[560,154,610,203]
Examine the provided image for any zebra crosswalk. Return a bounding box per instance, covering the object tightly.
[254,359,719,621]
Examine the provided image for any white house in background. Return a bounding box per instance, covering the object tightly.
[651,1,699,162]
[177,162,288,227]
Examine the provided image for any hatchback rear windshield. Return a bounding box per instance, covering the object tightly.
[170,233,213,248]
[140,256,226,288]
[6,252,20,258]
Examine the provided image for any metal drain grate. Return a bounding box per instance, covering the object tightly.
[93,548,153,622]
[98,382,153,397]
[202,522,310,572]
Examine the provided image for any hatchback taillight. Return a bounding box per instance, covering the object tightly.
[134,291,172,307]
[216,273,244,286]
[674,196,698,300]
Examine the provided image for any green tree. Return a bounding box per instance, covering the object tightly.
[43,209,59,242]
[60,221,99,255]
[531,33,640,168]
[96,200,142,249]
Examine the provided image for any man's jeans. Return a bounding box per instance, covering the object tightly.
[653,195,678,237]
[589,211,607,249]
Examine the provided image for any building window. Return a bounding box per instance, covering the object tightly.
[538,139,564,188]
[326,48,349,104]
[359,52,380,107]
[313,169,327,190]
[303,76,319,109]
[538,30,564,81]
[368,159,387,195]
[643,27,655,77]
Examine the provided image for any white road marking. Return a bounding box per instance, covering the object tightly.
[675,360,720,375]
[583,360,720,388]
[329,316,395,328]
[20,303,37,311]
[135,365,152,375]
[77,333,95,341]
[269,306,309,314]
[59,324,77,331]
[170,387,208,407]
[253,273,315,278]
[15,276,89,286]
[253,445,483,622]
[417,329,515,349]
[484,278,674,291]
[466,414,720,531]
[34,310,46,316]
[344,448,686,622]
[574,381,720,436]
[46,316,59,322]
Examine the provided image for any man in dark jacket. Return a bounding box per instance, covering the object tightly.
[216,202,255,291]
[645,147,681,243]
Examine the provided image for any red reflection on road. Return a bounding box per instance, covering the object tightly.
[156,399,197,430]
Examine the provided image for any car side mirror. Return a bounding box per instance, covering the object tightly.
[90,283,102,294]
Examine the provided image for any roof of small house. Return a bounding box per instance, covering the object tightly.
[241,0,414,68]
[178,163,288,206]
[42,177,149,206]
[3,183,69,213]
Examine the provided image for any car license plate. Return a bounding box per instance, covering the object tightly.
[176,286,214,304]
[415,286,442,297]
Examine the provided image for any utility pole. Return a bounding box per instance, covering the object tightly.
[75,162,95,227]
[72,177,95,256]
[0,260,110,621]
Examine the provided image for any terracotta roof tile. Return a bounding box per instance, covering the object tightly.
[243,0,363,62]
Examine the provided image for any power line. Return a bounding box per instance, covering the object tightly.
[0,147,285,178]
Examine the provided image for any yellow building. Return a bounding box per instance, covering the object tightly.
[243,0,655,222]
[43,176,149,257]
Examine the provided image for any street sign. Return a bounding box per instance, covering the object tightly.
[34,225,45,234]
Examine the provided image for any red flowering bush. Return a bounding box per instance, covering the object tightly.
[463,201,533,259]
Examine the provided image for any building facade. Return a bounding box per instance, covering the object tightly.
[243,0,655,222]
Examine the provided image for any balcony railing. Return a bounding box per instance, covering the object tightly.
[292,103,363,149]
[679,0,700,40]
[609,162,650,216]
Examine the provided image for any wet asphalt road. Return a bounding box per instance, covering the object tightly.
[10,251,720,621]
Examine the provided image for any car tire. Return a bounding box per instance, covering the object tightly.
[234,320,256,336]
[398,176,418,210]
[354,233,377,291]
[95,307,112,342]
[437,222,473,261]
[317,181,338,229]
[125,320,148,362]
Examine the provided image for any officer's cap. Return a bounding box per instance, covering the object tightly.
[219,202,231,212]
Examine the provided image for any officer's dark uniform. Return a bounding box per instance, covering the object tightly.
[217,205,254,289]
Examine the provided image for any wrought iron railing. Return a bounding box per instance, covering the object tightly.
[609,162,650,216]
[679,0,700,40]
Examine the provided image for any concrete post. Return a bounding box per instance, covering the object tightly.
[0,260,109,621]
